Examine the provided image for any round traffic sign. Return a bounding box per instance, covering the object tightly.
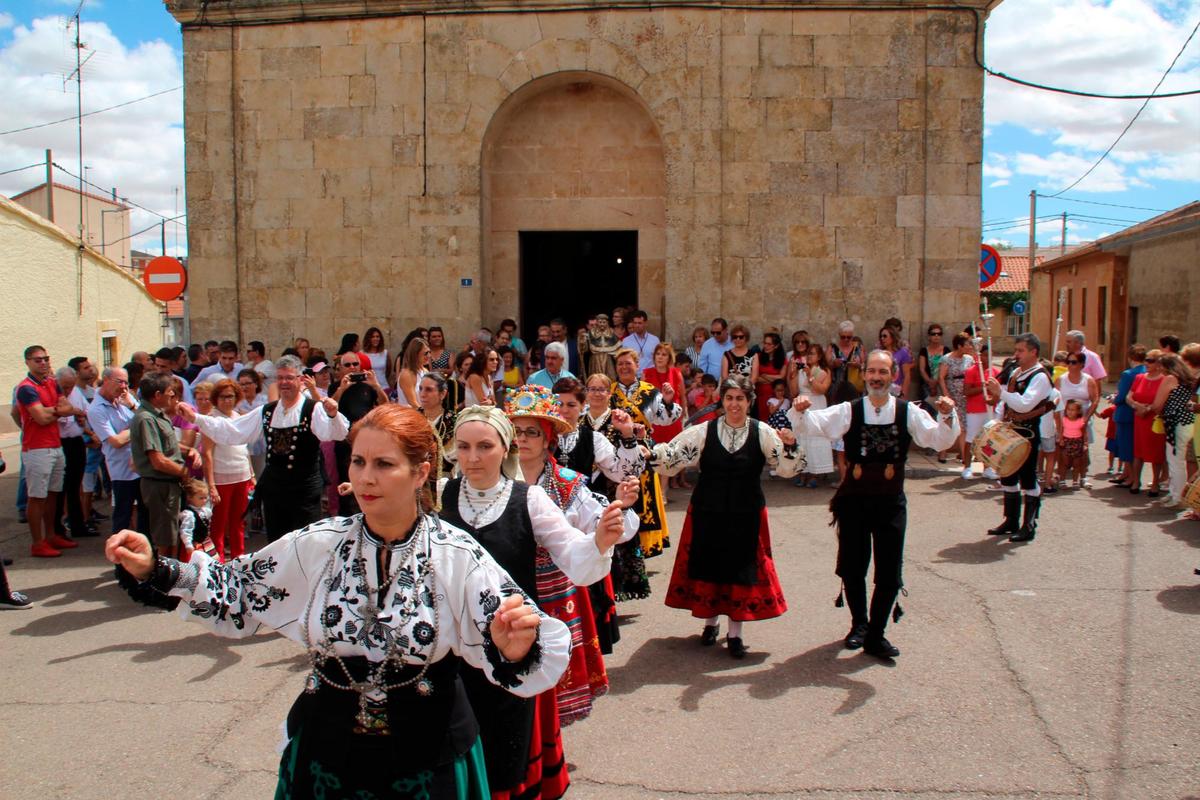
[142,256,187,302]
[979,244,1002,289]
[1012,299,1027,316]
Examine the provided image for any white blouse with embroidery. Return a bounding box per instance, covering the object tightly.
[650,418,805,479]
[436,477,614,587]
[167,514,569,699]
[557,428,646,483]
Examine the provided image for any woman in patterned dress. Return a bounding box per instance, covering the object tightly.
[721,324,759,384]
[105,405,570,799]
[506,384,641,725]
[651,375,804,659]
[938,332,976,478]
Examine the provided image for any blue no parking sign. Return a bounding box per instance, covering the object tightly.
[980,244,1002,289]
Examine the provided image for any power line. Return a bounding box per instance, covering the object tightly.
[0,162,43,177]
[1034,194,1169,213]
[52,161,180,223]
[0,85,182,136]
[1046,17,1200,197]
[102,213,187,248]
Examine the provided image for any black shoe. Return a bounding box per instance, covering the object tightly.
[2,557,12,567]
[72,526,100,538]
[90,510,109,521]
[988,493,1021,535]
[863,636,900,659]
[700,624,719,646]
[727,636,747,659]
[1010,495,1041,543]
[17,512,27,524]
[0,591,32,611]
[844,623,869,650]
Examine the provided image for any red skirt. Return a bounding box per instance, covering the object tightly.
[535,549,608,726]
[491,692,569,800]
[665,506,788,621]
[1133,414,1166,464]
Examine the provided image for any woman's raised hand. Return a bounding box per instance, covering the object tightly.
[489,594,542,662]
[105,530,155,581]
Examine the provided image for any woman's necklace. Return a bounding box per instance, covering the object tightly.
[721,417,749,451]
[300,516,440,734]
[462,477,510,528]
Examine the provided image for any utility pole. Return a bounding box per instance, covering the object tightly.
[1028,190,1037,340]
[66,1,92,316]
[1060,212,1067,256]
[44,149,53,221]
[161,220,167,255]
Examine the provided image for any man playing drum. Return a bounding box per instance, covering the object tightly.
[788,350,959,659]
[985,333,1055,543]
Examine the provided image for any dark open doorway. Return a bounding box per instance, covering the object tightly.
[518,231,638,341]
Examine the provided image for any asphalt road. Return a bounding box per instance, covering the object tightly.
[2,440,1197,800]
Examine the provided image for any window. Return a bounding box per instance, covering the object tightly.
[1081,287,1087,326]
[1098,286,1108,345]
[1006,310,1029,336]
[101,331,118,368]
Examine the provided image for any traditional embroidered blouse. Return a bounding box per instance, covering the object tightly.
[650,418,805,478]
[532,466,641,544]
[556,428,646,483]
[787,396,960,452]
[436,477,614,587]
[167,514,569,699]
[612,381,681,428]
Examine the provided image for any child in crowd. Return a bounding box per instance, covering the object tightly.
[1058,399,1089,488]
[81,428,105,527]
[178,479,216,561]
[766,379,790,429]
[1040,382,1063,493]
[687,374,721,426]
[686,370,709,414]
[1098,401,1120,477]
[1052,351,1069,384]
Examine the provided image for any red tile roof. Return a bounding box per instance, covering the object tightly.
[1035,201,1200,272]
[984,253,1043,293]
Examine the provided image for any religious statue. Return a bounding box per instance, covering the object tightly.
[578,314,622,381]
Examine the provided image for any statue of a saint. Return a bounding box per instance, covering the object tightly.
[578,314,622,381]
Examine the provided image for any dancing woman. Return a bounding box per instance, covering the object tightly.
[506,384,641,724]
[650,375,803,658]
[441,406,626,799]
[106,405,569,797]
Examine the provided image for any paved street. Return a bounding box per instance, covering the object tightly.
[1,439,1197,800]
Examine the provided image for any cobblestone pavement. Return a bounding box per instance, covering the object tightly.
[2,440,1197,800]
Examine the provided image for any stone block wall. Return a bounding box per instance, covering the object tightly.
[177,3,986,352]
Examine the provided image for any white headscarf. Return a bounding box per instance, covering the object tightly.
[454,405,522,480]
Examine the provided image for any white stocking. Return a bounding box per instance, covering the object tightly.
[727,619,743,639]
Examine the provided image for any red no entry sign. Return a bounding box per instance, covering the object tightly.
[142,256,188,302]
[979,244,1002,289]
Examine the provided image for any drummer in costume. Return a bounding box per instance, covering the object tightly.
[440,405,627,800]
[789,350,959,659]
[985,333,1055,543]
[553,376,646,653]
[507,384,641,724]
[610,348,682,558]
[106,404,569,798]
[180,355,349,541]
[582,373,653,601]
[651,375,804,658]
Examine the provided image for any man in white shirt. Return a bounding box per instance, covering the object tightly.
[190,340,244,389]
[621,309,660,373]
[179,355,349,541]
[789,349,959,659]
[246,340,276,387]
[985,333,1055,543]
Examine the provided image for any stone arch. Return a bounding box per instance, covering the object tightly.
[480,71,668,332]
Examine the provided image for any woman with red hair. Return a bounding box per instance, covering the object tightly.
[105,404,570,798]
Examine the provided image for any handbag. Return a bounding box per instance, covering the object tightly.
[1151,416,1166,435]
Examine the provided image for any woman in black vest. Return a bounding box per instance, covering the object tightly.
[649,375,804,658]
[440,405,626,800]
[105,404,569,798]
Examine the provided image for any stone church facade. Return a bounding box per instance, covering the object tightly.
[168,0,998,349]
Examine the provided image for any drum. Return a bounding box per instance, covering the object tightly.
[1183,478,1200,512]
[972,419,1032,478]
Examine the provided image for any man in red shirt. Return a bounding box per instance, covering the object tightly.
[17,346,78,557]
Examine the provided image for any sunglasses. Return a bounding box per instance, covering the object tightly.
[839,335,853,340]
[1066,359,1082,365]
[710,330,724,335]
[732,334,747,340]
[929,331,943,336]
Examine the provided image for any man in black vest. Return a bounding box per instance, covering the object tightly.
[985,333,1054,543]
[179,355,349,541]
[788,350,960,659]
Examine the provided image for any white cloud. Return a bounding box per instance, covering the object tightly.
[1010,151,1150,192]
[985,0,1200,191]
[0,16,183,258]
[0,13,15,30]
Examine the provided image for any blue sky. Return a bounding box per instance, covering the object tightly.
[0,0,1197,255]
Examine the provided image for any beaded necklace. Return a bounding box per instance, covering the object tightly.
[462,477,511,528]
[301,516,439,735]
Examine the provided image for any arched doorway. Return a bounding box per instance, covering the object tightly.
[481,72,667,344]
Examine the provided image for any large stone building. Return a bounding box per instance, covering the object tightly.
[167,0,999,351]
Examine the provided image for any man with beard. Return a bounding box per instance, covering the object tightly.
[178,355,349,541]
[788,350,959,659]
